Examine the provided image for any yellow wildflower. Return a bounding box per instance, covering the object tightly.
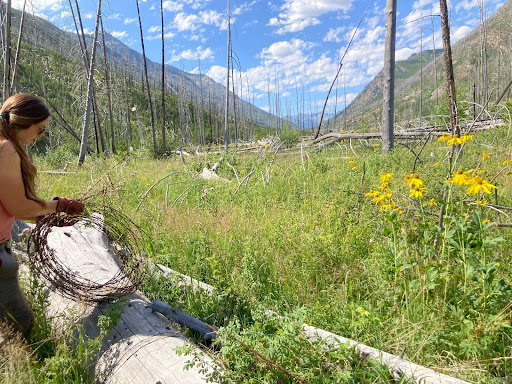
[482,218,490,225]
[351,166,357,170]
[349,159,356,164]
[447,170,472,186]
[475,200,487,206]
[466,177,497,195]
[503,159,511,165]
[405,173,423,188]
[409,186,427,199]
[434,162,442,167]
[373,192,392,204]
[423,198,437,207]
[447,134,464,146]
[437,133,451,142]
[365,190,380,198]
[380,173,393,184]
[482,152,490,161]
[394,207,403,214]
[462,132,474,143]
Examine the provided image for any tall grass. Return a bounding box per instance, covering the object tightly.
[10,124,511,382]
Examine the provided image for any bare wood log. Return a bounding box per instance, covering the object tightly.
[155,264,471,384]
[24,220,212,383]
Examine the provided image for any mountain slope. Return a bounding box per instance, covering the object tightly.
[336,0,512,130]
[9,7,276,128]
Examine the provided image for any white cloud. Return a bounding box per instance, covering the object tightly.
[84,12,94,19]
[324,27,346,43]
[395,47,416,61]
[148,26,161,33]
[169,46,215,62]
[112,31,128,39]
[454,0,479,12]
[270,0,354,34]
[163,0,184,12]
[173,10,226,31]
[124,17,137,24]
[147,31,176,40]
[233,0,257,15]
[60,10,70,18]
[452,25,473,42]
[12,0,63,12]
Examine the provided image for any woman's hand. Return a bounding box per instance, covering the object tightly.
[54,197,85,215]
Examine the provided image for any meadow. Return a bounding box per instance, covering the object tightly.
[2,121,512,383]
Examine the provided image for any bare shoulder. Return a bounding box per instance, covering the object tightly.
[0,139,20,164]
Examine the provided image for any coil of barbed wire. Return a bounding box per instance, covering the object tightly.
[27,203,152,303]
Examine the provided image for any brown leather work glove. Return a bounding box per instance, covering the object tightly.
[53,197,85,216]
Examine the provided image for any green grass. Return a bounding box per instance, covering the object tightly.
[3,124,512,382]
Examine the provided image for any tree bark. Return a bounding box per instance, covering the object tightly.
[136,0,157,157]
[160,0,166,153]
[9,0,26,94]
[224,0,231,153]
[381,0,397,154]
[3,0,11,99]
[100,14,115,154]
[78,0,102,166]
[439,0,458,135]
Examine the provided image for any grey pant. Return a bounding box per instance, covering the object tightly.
[0,241,34,338]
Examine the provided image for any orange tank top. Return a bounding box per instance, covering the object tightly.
[0,200,14,242]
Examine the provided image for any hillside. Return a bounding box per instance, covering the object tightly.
[9,7,277,129]
[335,0,512,130]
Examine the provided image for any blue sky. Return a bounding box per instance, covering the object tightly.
[12,0,506,116]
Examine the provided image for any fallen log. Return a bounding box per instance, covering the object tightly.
[156,264,470,384]
[26,219,212,383]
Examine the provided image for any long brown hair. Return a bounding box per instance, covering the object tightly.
[0,94,50,206]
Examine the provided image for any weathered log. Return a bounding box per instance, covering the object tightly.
[156,264,470,384]
[31,219,212,383]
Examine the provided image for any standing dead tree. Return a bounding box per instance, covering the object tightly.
[2,0,11,99]
[10,0,26,94]
[136,0,157,157]
[160,0,166,153]
[78,0,102,166]
[382,0,397,154]
[224,0,231,153]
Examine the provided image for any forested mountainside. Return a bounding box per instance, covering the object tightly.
[9,7,277,130]
[336,0,512,130]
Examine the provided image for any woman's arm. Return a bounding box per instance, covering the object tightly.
[0,141,58,219]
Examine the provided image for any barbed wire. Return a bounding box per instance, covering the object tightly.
[27,204,152,303]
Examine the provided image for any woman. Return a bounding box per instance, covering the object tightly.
[0,93,84,338]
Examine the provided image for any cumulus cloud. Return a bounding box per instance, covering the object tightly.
[270,0,354,34]
[233,0,257,15]
[452,25,473,42]
[112,31,128,39]
[147,31,176,41]
[162,1,184,12]
[60,10,70,18]
[324,27,346,43]
[124,18,136,24]
[12,0,63,12]
[173,10,227,31]
[148,26,161,33]
[455,0,479,12]
[168,46,215,62]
